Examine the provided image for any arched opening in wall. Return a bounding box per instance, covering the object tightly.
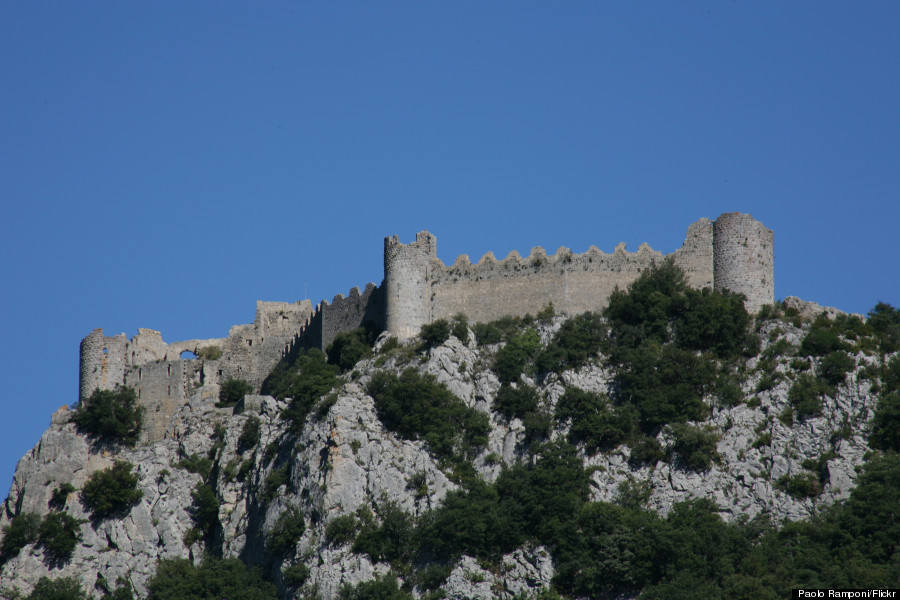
[180,350,197,360]
[103,348,108,355]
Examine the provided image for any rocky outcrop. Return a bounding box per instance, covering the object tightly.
[0,315,887,599]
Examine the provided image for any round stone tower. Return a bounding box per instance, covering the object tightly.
[713,212,774,313]
[384,231,437,339]
[79,328,127,403]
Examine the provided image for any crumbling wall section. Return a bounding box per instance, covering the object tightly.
[320,283,385,350]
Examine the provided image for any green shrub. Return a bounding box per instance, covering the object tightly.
[327,327,377,372]
[668,424,720,472]
[49,483,76,511]
[197,346,223,361]
[868,302,900,354]
[72,386,143,446]
[420,319,451,349]
[776,472,822,499]
[870,392,900,452]
[451,313,470,344]
[628,435,665,467]
[187,483,219,545]
[217,378,253,408]
[338,576,413,600]
[493,328,541,383]
[0,511,40,564]
[325,514,359,546]
[788,373,829,419]
[473,314,533,346]
[237,416,261,453]
[555,387,634,453]
[146,556,278,600]
[24,576,87,600]
[261,465,290,502]
[282,563,310,587]
[819,350,855,387]
[81,461,143,519]
[175,453,213,480]
[352,502,415,564]
[38,512,82,564]
[493,383,540,420]
[536,312,606,374]
[271,349,340,432]
[267,509,305,556]
[367,369,490,465]
[800,326,845,357]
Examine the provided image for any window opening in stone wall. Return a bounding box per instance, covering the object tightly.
[180,350,197,360]
[139,369,142,381]
[167,365,171,377]
[103,347,108,354]
[247,339,253,347]
[167,385,171,396]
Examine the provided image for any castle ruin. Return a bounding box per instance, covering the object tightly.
[79,212,773,441]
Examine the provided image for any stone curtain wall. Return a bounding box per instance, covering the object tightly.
[428,218,716,325]
[81,300,313,442]
[713,213,775,313]
[320,283,385,350]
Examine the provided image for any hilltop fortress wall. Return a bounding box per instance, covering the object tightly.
[383,212,771,339]
[79,212,772,442]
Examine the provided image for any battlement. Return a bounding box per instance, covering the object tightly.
[80,212,772,442]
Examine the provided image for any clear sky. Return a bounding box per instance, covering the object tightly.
[2,2,899,494]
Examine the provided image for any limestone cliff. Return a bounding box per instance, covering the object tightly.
[0,300,891,599]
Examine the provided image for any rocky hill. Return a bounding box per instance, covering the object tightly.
[2,265,899,599]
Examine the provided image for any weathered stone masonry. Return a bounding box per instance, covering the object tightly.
[79,212,772,442]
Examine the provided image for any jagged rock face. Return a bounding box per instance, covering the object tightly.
[0,318,886,599]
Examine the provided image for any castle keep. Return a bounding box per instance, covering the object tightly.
[80,212,773,441]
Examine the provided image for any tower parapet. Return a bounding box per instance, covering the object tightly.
[713,212,774,313]
[384,231,437,339]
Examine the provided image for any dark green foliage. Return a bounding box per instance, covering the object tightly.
[271,349,341,432]
[615,343,714,432]
[80,461,143,520]
[338,576,413,600]
[668,424,720,472]
[868,302,900,354]
[450,313,470,345]
[535,312,606,374]
[282,563,310,587]
[367,369,489,465]
[871,392,900,452]
[800,326,845,357]
[352,502,415,564]
[261,464,290,502]
[49,483,76,510]
[176,453,213,480]
[628,435,666,467]
[493,328,541,383]
[615,477,653,510]
[38,512,82,564]
[266,509,305,556]
[327,326,377,372]
[715,374,744,407]
[555,387,634,453]
[604,260,689,347]
[217,378,253,408]
[419,319,451,349]
[325,515,359,546]
[673,287,751,359]
[0,511,40,564]
[146,556,278,600]
[819,350,855,387]
[187,483,219,545]
[237,416,261,453]
[24,576,87,600]
[493,383,540,420]
[72,386,143,446]
[788,373,829,419]
[473,314,533,346]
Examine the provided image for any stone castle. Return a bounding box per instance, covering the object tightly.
[79,212,773,441]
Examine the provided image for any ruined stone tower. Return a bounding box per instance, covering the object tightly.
[713,212,775,313]
[384,231,437,339]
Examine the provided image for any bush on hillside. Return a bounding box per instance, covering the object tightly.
[419,319,451,349]
[536,312,606,374]
[23,576,88,600]
[146,557,278,600]
[217,378,253,408]
[493,328,541,383]
[38,512,82,565]
[327,326,378,372]
[81,461,143,520]
[237,415,261,453]
[266,509,305,557]
[0,511,40,564]
[72,386,143,446]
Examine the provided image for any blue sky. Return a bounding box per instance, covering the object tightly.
[2,2,898,494]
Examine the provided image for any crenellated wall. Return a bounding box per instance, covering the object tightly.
[382,213,769,339]
[80,212,773,443]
